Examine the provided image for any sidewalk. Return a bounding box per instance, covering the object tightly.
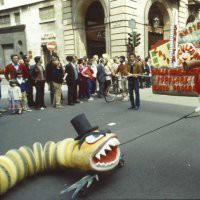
[140,87,199,108]
[1,77,199,108]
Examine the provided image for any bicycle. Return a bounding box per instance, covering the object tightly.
[104,74,149,103]
[104,75,127,103]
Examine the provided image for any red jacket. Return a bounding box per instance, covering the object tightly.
[83,68,94,81]
[4,63,29,81]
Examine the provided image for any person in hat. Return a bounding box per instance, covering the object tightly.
[7,79,23,114]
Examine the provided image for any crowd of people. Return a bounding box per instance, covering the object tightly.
[0,52,152,115]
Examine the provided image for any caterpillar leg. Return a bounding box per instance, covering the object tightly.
[60,174,99,199]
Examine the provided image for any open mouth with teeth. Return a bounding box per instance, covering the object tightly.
[90,137,121,171]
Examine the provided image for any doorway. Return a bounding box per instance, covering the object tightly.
[2,44,14,67]
[148,2,164,51]
[85,1,105,58]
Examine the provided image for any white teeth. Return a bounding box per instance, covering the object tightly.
[94,138,120,164]
[96,162,110,167]
[108,139,115,146]
[113,138,120,145]
[99,148,106,156]
[95,154,101,160]
[104,143,112,151]
[107,138,120,147]
[96,161,116,167]
[99,163,105,167]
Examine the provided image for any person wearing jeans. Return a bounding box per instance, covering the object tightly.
[127,54,143,110]
[82,60,94,100]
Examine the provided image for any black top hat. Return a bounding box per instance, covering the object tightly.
[71,113,99,140]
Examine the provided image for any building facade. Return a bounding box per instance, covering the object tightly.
[0,0,65,67]
[62,0,200,59]
[0,0,200,67]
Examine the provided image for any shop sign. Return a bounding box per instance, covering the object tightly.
[41,33,56,42]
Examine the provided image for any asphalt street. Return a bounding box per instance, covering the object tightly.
[0,84,200,200]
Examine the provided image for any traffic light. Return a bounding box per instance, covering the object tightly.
[128,32,133,46]
[134,33,141,47]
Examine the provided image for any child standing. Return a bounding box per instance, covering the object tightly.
[15,70,32,112]
[8,79,22,114]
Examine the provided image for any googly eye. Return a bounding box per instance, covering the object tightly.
[85,134,104,144]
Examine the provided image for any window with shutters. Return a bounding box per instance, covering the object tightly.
[39,6,55,21]
[0,15,10,27]
[15,13,20,25]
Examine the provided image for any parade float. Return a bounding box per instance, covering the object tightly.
[150,19,200,96]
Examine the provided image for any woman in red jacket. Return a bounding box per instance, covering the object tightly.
[82,60,94,101]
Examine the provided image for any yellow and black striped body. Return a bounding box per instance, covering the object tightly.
[0,138,78,195]
[0,133,121,196]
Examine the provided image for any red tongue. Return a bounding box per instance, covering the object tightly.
[93,147,117,163]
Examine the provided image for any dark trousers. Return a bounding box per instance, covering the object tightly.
[91,78,96,94]
[67,81,77,104]
[128,79,140,108]
[98,81,105,97]
[35,81,45,108]
[49,81,54,105]
[78,79,86,99]
[104,80,111,94]
[27,78,35,106]
[145,76,151,88]
[86,79,93,99]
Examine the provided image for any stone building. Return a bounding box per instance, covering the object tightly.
[62,0,200,59]
[0,0,64,67]
[0,0,200,66]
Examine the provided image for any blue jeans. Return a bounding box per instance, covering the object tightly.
[128,79,140,108]
[86,79,92,98]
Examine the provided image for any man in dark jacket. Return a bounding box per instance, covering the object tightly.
[96,58,106,98]
[46,53,60,105]
[144,56,151,88]
[65,56,79,105]
[127,53,143,110]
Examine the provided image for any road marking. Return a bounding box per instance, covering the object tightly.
[107,122,116,126]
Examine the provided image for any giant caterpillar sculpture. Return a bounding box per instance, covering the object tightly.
[0,114,123,199]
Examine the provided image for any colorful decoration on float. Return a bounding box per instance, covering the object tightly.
[177,43,198,65]
[178,21,200,45]
[149,41,170,67]
[177,20,200,66]
[0,114,123,199]
[169,10,178,67]
[151,66,200,96]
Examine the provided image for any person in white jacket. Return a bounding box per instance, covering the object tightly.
[8,79,22,114]
[103,54,112,95]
